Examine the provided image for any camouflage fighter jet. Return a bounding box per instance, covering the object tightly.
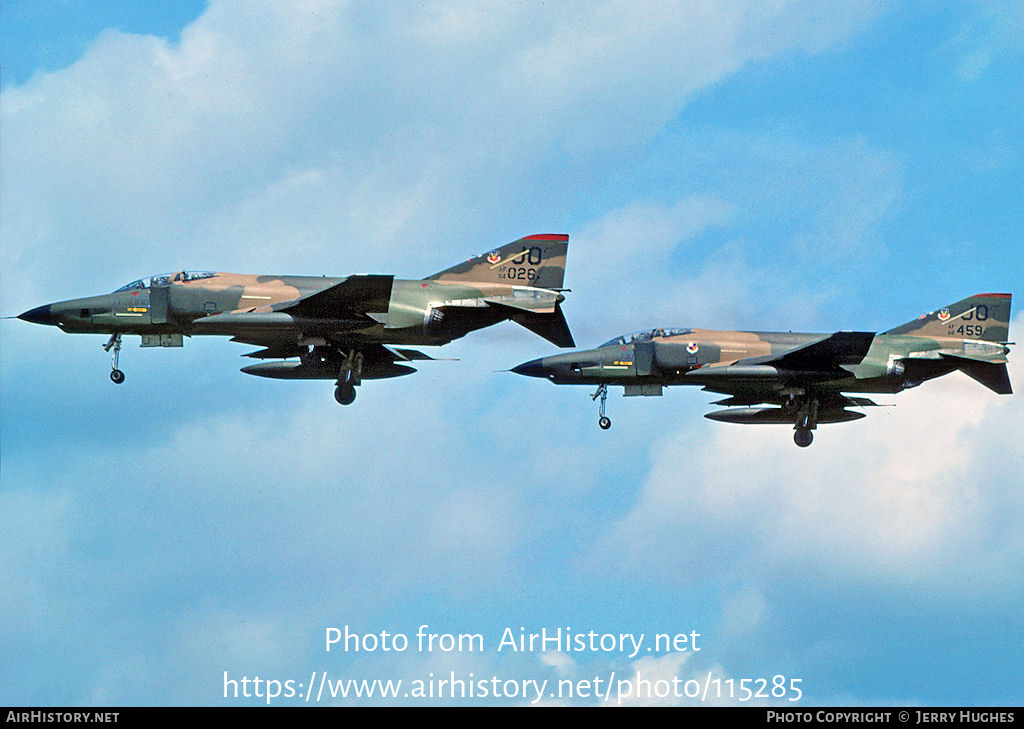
[19,234,574,404]
[512,293,1012,446]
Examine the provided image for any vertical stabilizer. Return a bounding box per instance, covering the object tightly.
[426,234,569,289]
[884,293,1012,343]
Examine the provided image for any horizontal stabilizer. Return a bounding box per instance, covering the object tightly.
[942,355,1013,394]
[510,304,575,348]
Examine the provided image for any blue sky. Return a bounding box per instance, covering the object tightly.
[1,0,1022,707]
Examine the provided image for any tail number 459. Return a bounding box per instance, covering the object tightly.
[950,305,989,337]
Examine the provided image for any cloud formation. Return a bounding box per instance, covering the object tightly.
[3,0,1020,707]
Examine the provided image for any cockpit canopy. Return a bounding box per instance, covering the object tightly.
[602,327,693,347]
[114,271,216,292]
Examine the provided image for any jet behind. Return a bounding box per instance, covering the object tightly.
[19,234,574,404]
[512,293,1012,446]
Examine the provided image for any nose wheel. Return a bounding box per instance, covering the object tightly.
[103,333,126,384]
[592,384,611,429]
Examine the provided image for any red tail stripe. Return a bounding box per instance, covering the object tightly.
[522,234,569,241]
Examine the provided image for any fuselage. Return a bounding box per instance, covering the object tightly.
[515,327,1008,396]
[19,270,555,346]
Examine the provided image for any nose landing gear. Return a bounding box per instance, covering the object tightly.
[103,333,126,384]
[592,384,611,429]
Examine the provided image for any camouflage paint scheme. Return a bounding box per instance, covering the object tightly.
[512,293,1013,447]
[18,234,574,404]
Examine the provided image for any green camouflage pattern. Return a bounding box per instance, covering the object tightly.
[512,293,1012,447]
[18,234,574,404]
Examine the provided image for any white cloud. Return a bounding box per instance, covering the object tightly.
[539,650,576,678]
[944,1,1024,81]
[589,313,1024,596]
[4,0,933,706]
[719,587,768,641]
[0,0,886,309]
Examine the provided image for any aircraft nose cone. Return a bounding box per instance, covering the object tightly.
[511,357,546,378]
[18,304,56,326]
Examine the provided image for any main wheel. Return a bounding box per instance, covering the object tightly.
[794,428,813,447]
[110,369,126,384]
[334,383,356,405]
[598,416,612,430]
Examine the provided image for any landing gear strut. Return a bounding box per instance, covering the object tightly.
[103,333,125,384]
[592,384,611,429]
[333,349,363,406]
[793,397,819,447]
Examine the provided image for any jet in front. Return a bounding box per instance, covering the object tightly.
[512,293,1012,446]
[19,234,574,405]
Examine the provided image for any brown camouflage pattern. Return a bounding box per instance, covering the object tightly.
[17,234,575,398]
[512,293,1012,446]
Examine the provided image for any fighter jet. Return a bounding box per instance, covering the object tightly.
[19,234,574,404]
[512,293,1012,446]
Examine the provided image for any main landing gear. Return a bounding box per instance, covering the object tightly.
[333,349,363,406]
[592,384,611,429]
[793,427,813,448]
[787,394,818,448]
[103,333,126,384]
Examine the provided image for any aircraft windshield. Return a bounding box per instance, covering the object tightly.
[114,271,215,291]
[602,328,693,347]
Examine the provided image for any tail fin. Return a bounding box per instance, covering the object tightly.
[884,293,1012,343]
[426,234,569,289]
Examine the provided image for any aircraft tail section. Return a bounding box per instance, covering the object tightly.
[939,354,1013,394]
[511,304,575,348]
[884,293,1012,343]
[426,234,569,290]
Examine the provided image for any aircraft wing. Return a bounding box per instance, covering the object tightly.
[275,275,394,318]
[193,275,394,344]
[736,331,875,370]
[703,387,882,426]
[240,342,438,381]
